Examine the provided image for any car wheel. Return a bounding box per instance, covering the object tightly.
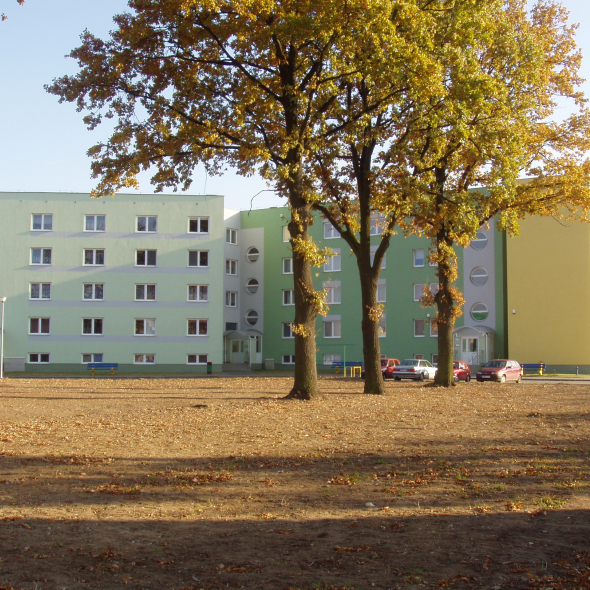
[466,375,471,382]
[454,375,459,382]
[418,372,425,381]
[516,374,522,384]
[500,375,506,384]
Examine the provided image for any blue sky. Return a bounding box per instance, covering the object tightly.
[1,0,589,210]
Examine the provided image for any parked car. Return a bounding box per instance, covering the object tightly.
[361,358,400,379]
[392,359,437,381]
[476,359,522,383]
[453,361,471,382]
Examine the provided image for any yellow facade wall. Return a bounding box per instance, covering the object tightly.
[506,215,590,365]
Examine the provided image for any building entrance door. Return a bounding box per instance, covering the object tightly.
[461,337,478,364]
[230,339,245,363]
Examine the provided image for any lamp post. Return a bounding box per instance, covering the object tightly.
[0,297,5,379]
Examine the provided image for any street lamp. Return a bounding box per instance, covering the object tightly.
[0,297,6,379]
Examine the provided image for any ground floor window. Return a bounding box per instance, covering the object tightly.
[82,353,103,363]
[29,353,49,364]
[323,353,341,365]
[187,354,208,365]
[282,354,295,364]
[134,354,155,364]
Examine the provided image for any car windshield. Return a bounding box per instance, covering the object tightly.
[381,360,388,367]
[485,360,506,368]
[402,360,419,366]
[453,362,460,369]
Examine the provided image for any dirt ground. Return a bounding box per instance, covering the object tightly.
[0,376,589,590]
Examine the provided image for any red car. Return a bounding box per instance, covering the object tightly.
[453,361,471,382]
[476,359,522,383]
[361,358,400,379]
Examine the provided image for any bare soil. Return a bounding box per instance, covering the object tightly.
[0,376,589,590]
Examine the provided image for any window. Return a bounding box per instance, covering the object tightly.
[432,354,439,365]
[188,319,208,336]
[134,353,155,364]
[283,289,295,305]
[188,354,208,365]
[324,283,341,304]
[83,318,103,335]
[85,215,106,232]
[82,353,103,363]
[226,259,238,275]
[246,278,259,294]
[370,213,384,235]
[188,285,208,301]
[84,283,104,300]
[378,315,386,338]
[30,248,51,265]
[430,283,439,295]
[84,249,105,266]
[470,231,488,250]
[470,302,489,322]
[429,252,438,267]
[246,247,260,263]
[413,249,425,267]
[324,319,341,338]
[29,353,49,364]
[283,258,293,274]
[470,267,488,286]
[282,354,295,364]
[282,226,290,242]
[323,353,341,365]
[226,291,237,307]
[30,283,51,300]
[137,216,157,232]
[136,250,157,267]
[189,217,209,234]
[323,251,341,272]
[31,214,52,231]
[135,318,156,336]
[245,310,258,326]
[414,319,425,337]
[430,319,438,337]
[226,228,238,244]
[377,284,386,303]
[370,250,386,269]
[226,322,238,331]
[324,222,337,239]
[188,250,208,267]
[414,353,424,360]
[135,284,156,301]
[29,317,50,335]
[414,284,425,301]
[282,323,294,338]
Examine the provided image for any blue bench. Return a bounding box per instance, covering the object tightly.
[87,362,119,375]
[331,361,363,377]
[521,363,545,376]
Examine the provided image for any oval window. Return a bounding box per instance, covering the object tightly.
[246,278,259,294]
[470,267,488,286]
[470,302,489,322]
[245,310,259,326]
[470,231,488,250]
[247,247,260,263]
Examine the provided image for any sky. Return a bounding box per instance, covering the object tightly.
[1,0,589,211]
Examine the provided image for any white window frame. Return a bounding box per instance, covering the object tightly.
[324,284,341,304]
[188,217,209,234]
[30,282,51,300]
[432,353,439,365]
[282,323,294,339]
[414,283,425,302]
[323,252,341,272]
[31,214,53,231]
[370,213,384,235]
[187,354,208,365]
[136,250,157,267]
[245,310,259,326]
[430,319,438,337]
[324,222,338,239]
[414,319,425,337]
[84,215,106,232]
[82,353,103,364]
[188,319,208,336]
[370,250,386,270]
[29,353,50,364]
[283,258,293,274]
[282,354,295,364]
[29,317,50,335]
[82,318,103,335]
[245,278,259,294]
[413,249,425,267]
[188,285,209,302]
[135,318,156,336]
[226,228,238,244]
[323,353,342,365]
[246,247,260,263]
[134,353,155,364]
[226,259,238,276]
[377,284,386,303]
[282,289,295,306]
[83,249,105,266]
[282,226,290,242]
[188,250,209,268]
[30,248,52,266]
[83,283,104,301]
[324,319,341,339]
[378,314,386,338]
[135,284,156,301]
[430,283,439,296]
[136,215,157,233]
[226,291,238,307]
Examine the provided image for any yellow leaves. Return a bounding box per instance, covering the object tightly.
[366,304,384,323]
[290,323,309,338]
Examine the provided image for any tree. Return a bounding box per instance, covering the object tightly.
[46,0,399,399]
[1,0,25,22]
[390,0,590,386]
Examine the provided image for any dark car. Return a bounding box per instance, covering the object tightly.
[476,359,522,383]
[361,358,400,379]
[453,361,471,382]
